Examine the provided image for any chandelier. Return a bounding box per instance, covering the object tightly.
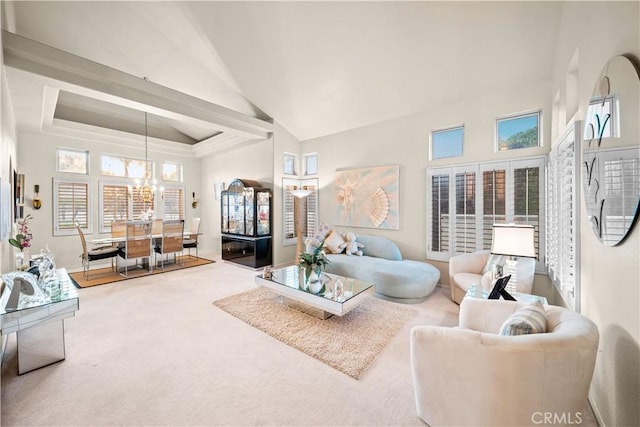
[135,111,156,205]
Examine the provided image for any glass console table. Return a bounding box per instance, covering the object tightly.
[1,268,79,374]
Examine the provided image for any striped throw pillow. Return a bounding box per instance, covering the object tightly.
[499,301,547,336]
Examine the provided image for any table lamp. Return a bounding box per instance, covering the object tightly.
[291,187,312,264]
[490,224,536,294]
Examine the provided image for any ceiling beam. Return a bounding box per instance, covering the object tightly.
[2,30,273,140]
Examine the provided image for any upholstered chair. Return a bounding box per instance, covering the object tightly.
[410,298,599,427]
[183,217,201,258]
[448,250,536,304]
[77,225,120,280]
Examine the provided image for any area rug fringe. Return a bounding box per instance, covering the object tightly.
[213,287,416,379]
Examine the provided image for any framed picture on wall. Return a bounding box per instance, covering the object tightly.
[332,164,400,230]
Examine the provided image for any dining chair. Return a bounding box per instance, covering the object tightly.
[77,224,120,280]
[117,221,153,277]
[111,220,127,249]
[151,218,163,236]
[154,219,185,270]
[183,217,201,258]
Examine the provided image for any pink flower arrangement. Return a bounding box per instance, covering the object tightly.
[9,214,33,252]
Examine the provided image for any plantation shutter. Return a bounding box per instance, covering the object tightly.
[427,158,545,264]
[283,181,297,241]
[54,179,90,235]
[546,122,580,311]
[453,169,476,254]
[600,149,640,245]
[513,165,541,257]
[427,169,450,260]
[101,184,130,232]
[480,167,506,249]
[546,145,559,282]
[163,187,184,220]
[303,181,319,238]
[282,178,319,245]
[132,192,154,220]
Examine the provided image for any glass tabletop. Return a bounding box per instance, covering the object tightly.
[265,265,373,303]
[1,268,78,315]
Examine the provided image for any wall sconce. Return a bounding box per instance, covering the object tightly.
[214,182,225,200]
[192,192,199,209]
[32,184,42,210]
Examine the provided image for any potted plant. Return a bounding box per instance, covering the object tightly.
[298,240,330,293]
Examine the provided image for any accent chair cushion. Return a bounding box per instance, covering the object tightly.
[499,300,547,336]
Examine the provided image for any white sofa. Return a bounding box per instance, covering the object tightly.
[448,250,536,304]
[410,298,599,426]
[324,235,440,303]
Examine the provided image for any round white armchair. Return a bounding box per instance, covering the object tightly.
[410,298,599,426]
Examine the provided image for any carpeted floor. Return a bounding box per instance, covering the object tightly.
[69,255,215,288]
[214,287,416,379]
[0,255,597,426]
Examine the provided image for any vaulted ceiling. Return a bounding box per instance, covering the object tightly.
[2,1,563,151]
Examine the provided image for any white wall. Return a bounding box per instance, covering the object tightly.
[272,122,301,266]
[303,77,552,292]
[550,2,639,426]
[199,138,274,258]
[0,24,18,274]
[15,130,201,270]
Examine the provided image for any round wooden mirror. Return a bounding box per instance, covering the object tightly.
[582,55,640,246]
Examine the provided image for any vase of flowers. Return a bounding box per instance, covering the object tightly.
[9,214,33,271]
[298,240,330,293]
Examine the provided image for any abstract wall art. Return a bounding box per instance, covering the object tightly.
[332,164,399,230]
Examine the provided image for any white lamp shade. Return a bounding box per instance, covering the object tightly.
[491,224,536,258]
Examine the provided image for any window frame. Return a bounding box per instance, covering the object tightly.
[56,148,90,175]
[162,184,186,221]
[303,153,318,176]
[283,152,297,176]
[495,111,541,152]
[98,180,132,233]
[584,95,617,142]
[431,125,465,160]
[162,161,183,183]
[53,177,92,236]
[427,157,546,271]
[100,154,154,180]
[282,178,319,246]
[546,121,581,312]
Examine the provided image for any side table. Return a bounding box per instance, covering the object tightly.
[465,286,548,305]
[1,268,79,374]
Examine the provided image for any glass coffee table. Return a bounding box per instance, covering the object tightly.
[255,265,373,319]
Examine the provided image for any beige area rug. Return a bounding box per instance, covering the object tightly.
[69,255,214,288]
[213,287,417,379]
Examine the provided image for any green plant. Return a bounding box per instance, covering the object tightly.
[298,239,330,275]
[8,214,33,252]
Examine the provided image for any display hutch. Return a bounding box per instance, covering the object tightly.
[220,179,272,268]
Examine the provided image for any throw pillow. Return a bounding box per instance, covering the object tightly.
[324,230,346,254]
[499,301,548,336]
[482,253,507,275]
[314,222,332,242]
